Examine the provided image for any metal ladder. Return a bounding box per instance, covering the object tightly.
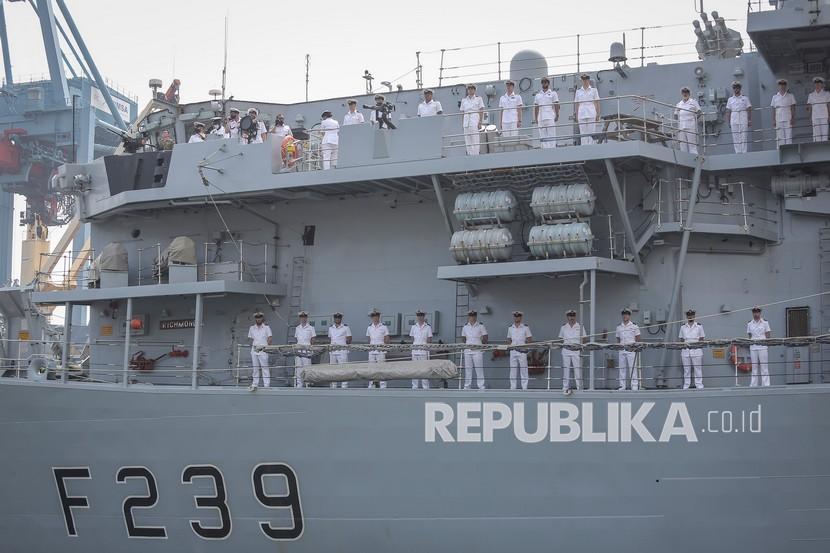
[285,256,306,342]
[455,281,470,341]
[820,228,830,382]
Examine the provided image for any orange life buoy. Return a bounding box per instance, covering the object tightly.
[281,136,302,168]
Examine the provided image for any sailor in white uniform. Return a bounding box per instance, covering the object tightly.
[209,116,227,138]
[328,312,352,388]
[226,107,241,141]
[293,311,316,388]
[245,107,267,144]
[460,84,485,156]
[499,80,523,138]
[574,74,600,145]
[747,306,772,387]
[558,309,585,394]
[616,308,641,390]
[725,82,752,153]
[533,76,559,149]
[188,121,205,143]
[678,309,705,389]
[320,111,340,170]
[247,311,272,390]
[674,87,701,154]
[417,89,443,117]
[409,309,433,389]
[366,308,390,388]
[461,309,488,390]
[507,311,533,390]
[269,113,293,140]
[807,76,830,142]
[771,79,796,147]
[343,99,365,126]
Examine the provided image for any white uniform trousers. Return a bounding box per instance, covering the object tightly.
[464,126,480,156]
[677,120,698,154]
[731,123,748,153]
[411,350,430,389]
[501,121,518,138]
[509,350,529,390]
[750,347,770,387]
[295,356,311,388]
[368,351,387,389]
[618,350,638,390]
[538,118,557,149]
[578,118,598,145]
[330,351,349,388]
[463,351,486,390]
[813,118,829,142]
[562,352,582,391]
[321,143,338,169]
[251,350,270,388]
[681,350,704,389]
[776,121,793,146]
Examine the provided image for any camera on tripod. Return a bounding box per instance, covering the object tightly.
[363,101,396,129]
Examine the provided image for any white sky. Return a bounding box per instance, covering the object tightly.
[7,0,754,279]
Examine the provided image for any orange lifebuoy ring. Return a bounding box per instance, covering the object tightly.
[281,136,301,168]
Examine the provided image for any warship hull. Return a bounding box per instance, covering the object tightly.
[1,379,829,553]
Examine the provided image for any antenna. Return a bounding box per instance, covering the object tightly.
[221,14,229,105]
[305,54,310,102]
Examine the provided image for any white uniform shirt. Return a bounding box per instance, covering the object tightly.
[726,95,752,125]
[247,121,266,144]
[499,93,524,123]
[574,86,600,120]
[410,322,433,354]
[248,323,272,348]
[270,124,293,140]
[209,125,226,137]
[188,133,204,143]
[320,118,340,145]
[366,323,389,345]
[327,323,352,345]
[679,322,705,354]
[808,90,830,120]
[616,321,640,345]
[771,91,796,123]
[294,323,316,346]
[417,100,443,117]
[460,95,485,128]
[533,89,559,121]
[558,322,584,347]
[747,318,771,350]
[343,111,365,126]
[462,321,488,353]
[507,324,533,347]
[674,98,701,122]
[227,118,240,139]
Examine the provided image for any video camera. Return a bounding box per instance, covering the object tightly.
[363,101,397,129]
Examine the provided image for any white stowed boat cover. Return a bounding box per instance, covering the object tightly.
[89,242,128,280]
[301,359,458,384]
[158,236,197,267]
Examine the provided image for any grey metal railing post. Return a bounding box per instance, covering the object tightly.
[192,293,203,389]
[61,301,72,383]
[122,297,133,387]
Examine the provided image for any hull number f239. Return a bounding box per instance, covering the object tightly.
[52,463,303,541]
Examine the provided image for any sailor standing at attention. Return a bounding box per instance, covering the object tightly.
[328,312,352,388]
[807,76,830,142]
[293,311,317,388]
[461,84,485,156]
[417,89,443,117]
[725,81,752,153]
[409,310,433,389]
[678,309,705,389]
[461,309,488,390]
[533,76,560,149]
[320,111,340,169]
[674,87,702,154]
[343,99,365,126]
[616,308,641,390]
[499,80,523,138]
[507,311,533,390]
[226,107,241,141]
[558,309,585,394]
[188,121,206,143]
[248,311,272,390]
[747,306,772,387]
[366,308,390,389]
[574,73,601,145]
[771,78,796,146]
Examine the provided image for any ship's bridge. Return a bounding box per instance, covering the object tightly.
[748,0,830,75]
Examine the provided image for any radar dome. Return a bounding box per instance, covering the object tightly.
[510,50,548,83]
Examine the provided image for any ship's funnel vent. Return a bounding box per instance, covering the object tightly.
[510,50,548,84]
[609,42,627,63]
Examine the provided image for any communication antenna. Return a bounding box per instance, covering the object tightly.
[305,54,310,102]
[221,14,229,105]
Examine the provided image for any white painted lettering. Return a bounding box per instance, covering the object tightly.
[659,402,698,442]
[550,403,580,442]
[581,402,607,442]
[513,402,548,443]
[482,402,512,442]
[457,402,482,442]
[425,402,454,443]
[621,402,655,442]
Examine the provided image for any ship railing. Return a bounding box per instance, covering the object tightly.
[202,241,270,284]
[34,247,95,291]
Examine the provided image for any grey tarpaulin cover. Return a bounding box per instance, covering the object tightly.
[89,242,128,280]
[301,359,458,384]
[158,236,197,268]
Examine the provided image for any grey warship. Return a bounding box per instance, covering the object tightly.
[3,2,830,552]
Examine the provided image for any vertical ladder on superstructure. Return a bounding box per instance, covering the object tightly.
[455,281,470,341]
[820,228,830,382]
[285,257,306,342]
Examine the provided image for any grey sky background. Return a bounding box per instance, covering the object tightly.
[8,0,755,279]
